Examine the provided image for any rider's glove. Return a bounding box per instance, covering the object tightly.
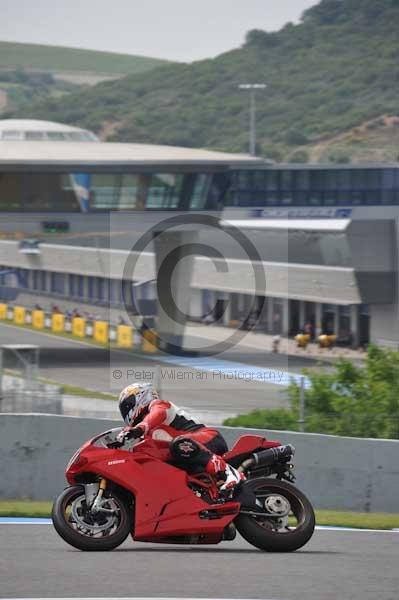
[116,426,144,444]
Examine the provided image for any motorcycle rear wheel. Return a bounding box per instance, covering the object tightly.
[52,485,133,551]
[235,477,315,552]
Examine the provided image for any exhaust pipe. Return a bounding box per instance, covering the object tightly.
[238,444,295,473]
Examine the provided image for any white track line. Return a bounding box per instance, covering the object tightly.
[0,519,398,533]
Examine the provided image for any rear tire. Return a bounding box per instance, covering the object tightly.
[52,485,133,551]
[235,478,315,552]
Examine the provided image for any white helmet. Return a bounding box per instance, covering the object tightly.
[118,382,158,426]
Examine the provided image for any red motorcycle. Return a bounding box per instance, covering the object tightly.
[52,428,315,552]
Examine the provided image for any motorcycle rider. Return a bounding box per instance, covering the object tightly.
[116,382,243,493]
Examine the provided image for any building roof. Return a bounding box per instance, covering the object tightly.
[0,119,98,142]
[0,140,261,169]
[221,218,351,231]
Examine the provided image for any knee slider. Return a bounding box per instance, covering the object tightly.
[171,436,201,460]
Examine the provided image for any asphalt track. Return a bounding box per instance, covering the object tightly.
[1,524,398,600]
[0,323,316,415]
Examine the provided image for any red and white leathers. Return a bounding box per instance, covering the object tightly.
[123,399,243,492]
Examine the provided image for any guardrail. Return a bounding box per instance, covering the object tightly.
[1,413,399,511]
[0,302,159,352]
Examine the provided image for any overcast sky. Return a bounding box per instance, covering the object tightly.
[0,0,317,62]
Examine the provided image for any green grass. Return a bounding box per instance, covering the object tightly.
[0,41,171,75]
[315,510,399,530]
[48,381,116,401]
[0,500,52,518]
[0,501,398,529]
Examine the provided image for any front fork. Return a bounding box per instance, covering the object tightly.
[84,478,108,513]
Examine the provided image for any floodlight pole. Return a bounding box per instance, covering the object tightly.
[239,83,267,156]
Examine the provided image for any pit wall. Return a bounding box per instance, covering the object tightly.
[1,413,398,512]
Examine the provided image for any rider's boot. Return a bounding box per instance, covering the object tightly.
[205,455,245,493]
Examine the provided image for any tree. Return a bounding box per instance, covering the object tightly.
[224,345,399,439]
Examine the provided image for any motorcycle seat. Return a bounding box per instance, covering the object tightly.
[223,434,269,467]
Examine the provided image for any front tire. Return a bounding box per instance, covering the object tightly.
[52,485,133,551]
[235,478,315,552]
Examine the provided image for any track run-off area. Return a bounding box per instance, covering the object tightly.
[0,523,398,600]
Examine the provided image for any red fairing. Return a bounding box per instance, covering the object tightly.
[66,436,240,543]
[65,432,281,544]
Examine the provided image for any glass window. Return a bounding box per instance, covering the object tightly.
[348,190,363,205]
[91,174,120,210]
[207,173,230,209]
[25,131,45,141]
[119,174,138,209]
[22,173,80,211]
[336,169,351,190]
[18,269,29,288]
[382,169,396,190]
[109,279,121,305]
[190,174,210,209]
[32,269,46,292]
[76,276,84,298]
[264,170,279,191]
[324,170,337,190]
[39,271,47,291]
[323,191,338,206]
[280,170,293,190]
[50,272,65,295]
[146,174,182,209]
[0,173,23,210]
[97,277,104,301]
[88,277,95,300]
[308,171,325,205]
[69,274,75,297]
[252,171,266,191]
[1,130,23,140]
[292,190,308,205]
[295,170,309,190]
[46,132,67,141]
[367,169,382,189]
[237,171,251,190]
[309,170,325,190]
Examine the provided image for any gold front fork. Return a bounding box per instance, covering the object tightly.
[92,478,107,512]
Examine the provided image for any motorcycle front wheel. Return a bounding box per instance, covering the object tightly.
[235,477,315,552]
[52,485,133,551]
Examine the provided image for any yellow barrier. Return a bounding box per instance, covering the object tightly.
[14,306,26,325]
[32,310,45,329]
[52,313,65,334]
[94,320,109,344]
[72,317,86,338]
[117,325,133,348]
[318,334,337,348]
[295,333,311,348]
[142,329,158,353]
[0,303,7,320]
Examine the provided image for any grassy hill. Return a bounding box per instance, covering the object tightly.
[0,41,172,114]
[0,41,170,75]
[8,0,399,163]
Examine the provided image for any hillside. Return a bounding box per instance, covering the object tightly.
[8,0,399,163]
[0,41,172,113]
[0,41,170,76]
